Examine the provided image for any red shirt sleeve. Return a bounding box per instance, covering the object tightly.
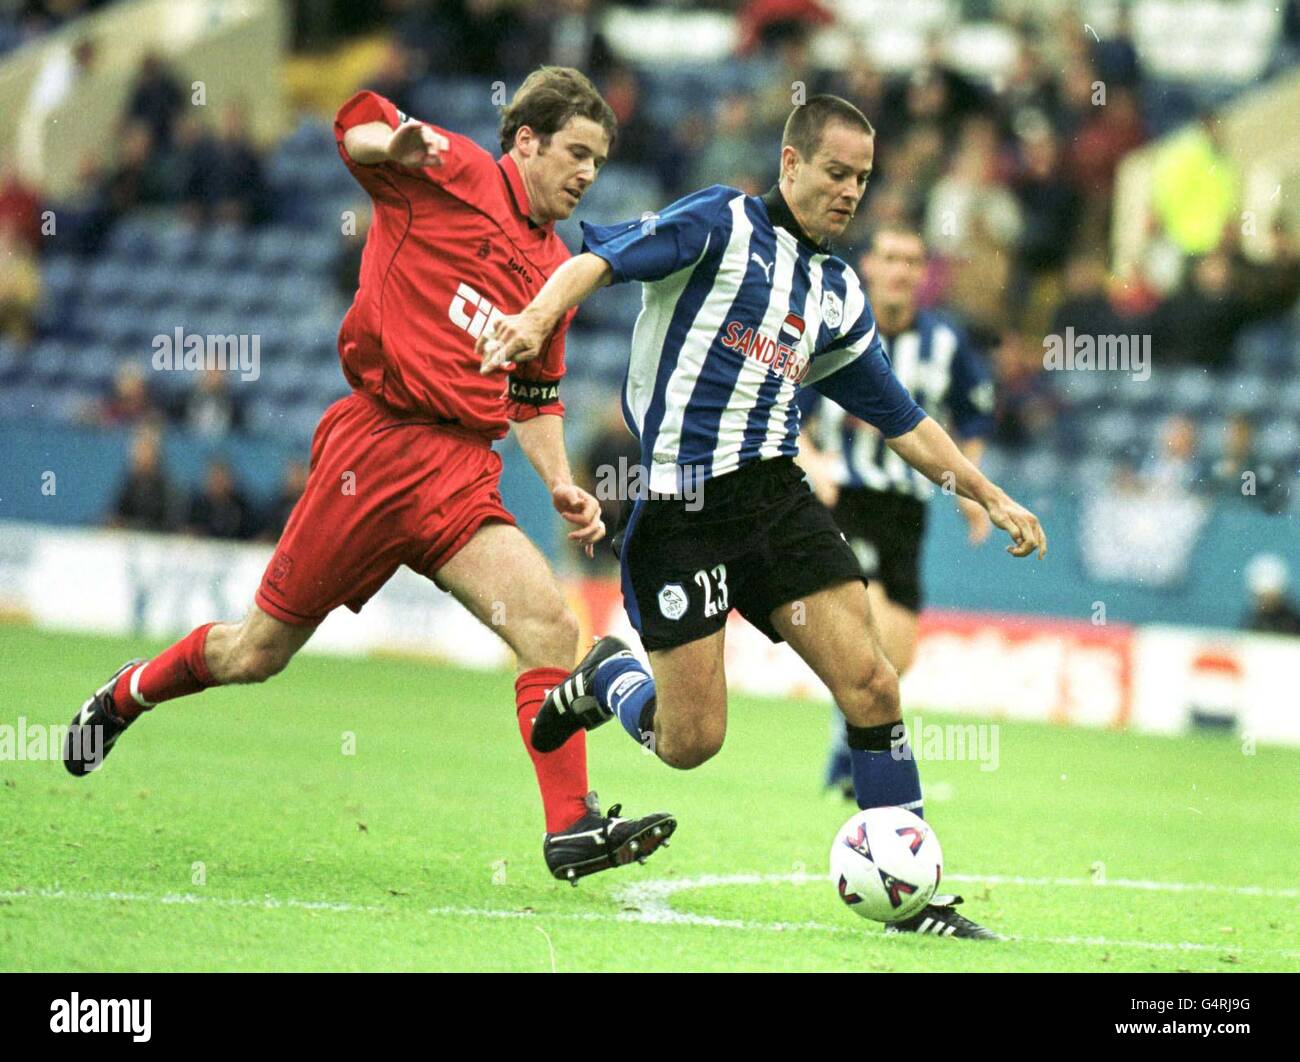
[505,308,573,422]
[333,90,491,201]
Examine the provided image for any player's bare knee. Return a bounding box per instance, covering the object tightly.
[655,718,724,770]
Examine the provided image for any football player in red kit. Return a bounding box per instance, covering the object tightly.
[64,67,675,883]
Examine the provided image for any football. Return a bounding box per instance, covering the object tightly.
[830,807,942,923]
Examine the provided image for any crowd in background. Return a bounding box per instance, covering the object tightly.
[109,420,307,541]
[2,0,1299,569]
[0,49,270,348]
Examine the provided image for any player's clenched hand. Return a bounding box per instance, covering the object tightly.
[984,491,1046,559]
[552,483,605,559]
[387,120,448,168]
[477,310,549,374]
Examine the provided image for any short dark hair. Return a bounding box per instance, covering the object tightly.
[499,66,617,154]
[782,94,874,160]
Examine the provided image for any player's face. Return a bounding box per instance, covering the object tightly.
[862,231,926,312]
[785,122,873,242]
[519,116,610,222]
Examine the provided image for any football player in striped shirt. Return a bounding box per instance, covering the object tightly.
[798,223,996,796]
[480,95,1046,937]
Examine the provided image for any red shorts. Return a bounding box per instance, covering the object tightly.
[256,392,515,626]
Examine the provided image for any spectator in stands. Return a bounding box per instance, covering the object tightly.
[600,64,675,191]
[181,104,268,226]
[419,0,529,80]
[1143,414,1201,493]
[1049,252,1126,340]
[1013,120,1080,278]
[1206,414,1288,514]
[826,55,891,140]
[366,42,420,118]
[101,120,171,215]
[989,329,1059,450]
[1242,554,1300,636]
[48,152,116,254]
[109,423,187,533]
[577,405,643,572]
[1150,247,1299,370]
[125,51,185,151]
[1002,36,1058,130]
[188,458,258,540]
[924,118,1022,257]
[529,0,615,79]
[1151,111,1240,257]
[736,0,834,57]
[89,362,158,427]
[0,163,44,254]
[1068,85,1146,228]
[1090,4,1142,89]
[259,459,309,542]
[690,92,766,195]
[0,217,41,346]
[182,368,246,439]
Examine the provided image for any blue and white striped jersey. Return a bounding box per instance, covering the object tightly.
[801,309,994,499]
[580,184,925,496]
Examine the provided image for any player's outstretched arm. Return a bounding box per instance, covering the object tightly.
[478,253,613,374]
[343,119,448,168]
[511,414,605,558]
[887,417,1047,559]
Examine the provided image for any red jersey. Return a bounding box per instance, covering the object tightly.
[332,91,573,439]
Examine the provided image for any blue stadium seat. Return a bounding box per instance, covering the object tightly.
[1165,366,1217,415]
[409,77,493,129]
[1233,320,1295,376]
[1085,409,1141,456]
[1050,367,1113,410]
[1255,420,1300,464]
[1224,371,1272,415]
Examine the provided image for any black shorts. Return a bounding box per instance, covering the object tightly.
[830,486,927,613]
[618,456,864,652]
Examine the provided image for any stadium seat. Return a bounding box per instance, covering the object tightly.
[1233,320,1295,376]
[1255,420,1300,464]
[1085,409,1141,457]
[1165,366,1217,415]
[1224,371,1272,415]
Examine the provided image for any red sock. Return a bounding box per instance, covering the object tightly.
[516,667,589,832]
[112,623,216,721]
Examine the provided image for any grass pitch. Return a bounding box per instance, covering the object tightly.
[1,624,1296,972]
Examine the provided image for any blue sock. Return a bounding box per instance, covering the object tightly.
[846,721,923,817]
[592,654,656,745]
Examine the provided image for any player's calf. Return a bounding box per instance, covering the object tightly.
[204,618,304,685]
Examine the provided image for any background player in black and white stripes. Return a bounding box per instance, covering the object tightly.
[799,224,997,794]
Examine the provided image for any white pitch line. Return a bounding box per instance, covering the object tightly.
[5,874,1297,959]
[421,903,1291,957]
[613,871,1300,901]
[0,887,382,914]
[945,873,1300,898]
